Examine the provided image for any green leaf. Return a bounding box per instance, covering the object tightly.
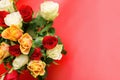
[45,57,54,64]
[29,19,38,28]
[3,56,14,66]
[36,15,47,27]
[48,27,55,35]
[38,31,47,37]
[38,21,53,36]
[22,22,29,32]
[17,64,27,71]
[61,49,67,55]
[57,36,62,44]
[30,15,47,28]
[0,27,4,30]
[32,37,43,47]
[26,25,37,39]
[0,38,5,43]
[38,76,43,80]
[41,49,46,57]
[28,47,35,57]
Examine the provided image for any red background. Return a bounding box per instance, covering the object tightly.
[1,0,120,80]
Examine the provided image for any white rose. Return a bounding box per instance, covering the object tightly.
[46,44,63,60]
[12,55,29,70]
[40,1,59,21]
[4,12,23,28]
[0,0,15,12]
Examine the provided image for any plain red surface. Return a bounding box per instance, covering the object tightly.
[1,0,120,80]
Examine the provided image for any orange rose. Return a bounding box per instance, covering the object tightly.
[27,60,46,78]
[18,33,32,55]
[1,25,23,41]
[0,42,9,64]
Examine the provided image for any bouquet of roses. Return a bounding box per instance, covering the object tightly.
[0,0,66,80]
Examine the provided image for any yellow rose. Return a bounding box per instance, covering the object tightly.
[1,25,23,41]
[27,60,46,78]
[18,33,32,55]
[0,42,9,64]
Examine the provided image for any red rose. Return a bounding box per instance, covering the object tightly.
[9,44,21,57]
[4,70,18,80]
[30,48,42,60]
[42,36,58,49]
[0,11,9,28]
[19,5,33,22]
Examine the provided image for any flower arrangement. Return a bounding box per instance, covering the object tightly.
[0,0,66,80]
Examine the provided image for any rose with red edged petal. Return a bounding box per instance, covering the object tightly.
[9,44,21,57]
[0,11,9,28]
[19,5,33,22]
[4,70,18,80]
[30,48,42,60]
[42,36,58,49]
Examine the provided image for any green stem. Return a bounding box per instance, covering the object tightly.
[38,21,53,35]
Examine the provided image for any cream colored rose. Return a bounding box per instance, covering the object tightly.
[18,33,32,55]
[12,55,29,70]
[0,42,9,64]
[1,25,23,41]
[27,60,46,78]
[4,12,23,27]
[46,44,63,60]
[40,1,59,20]
[0,0,15,12]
